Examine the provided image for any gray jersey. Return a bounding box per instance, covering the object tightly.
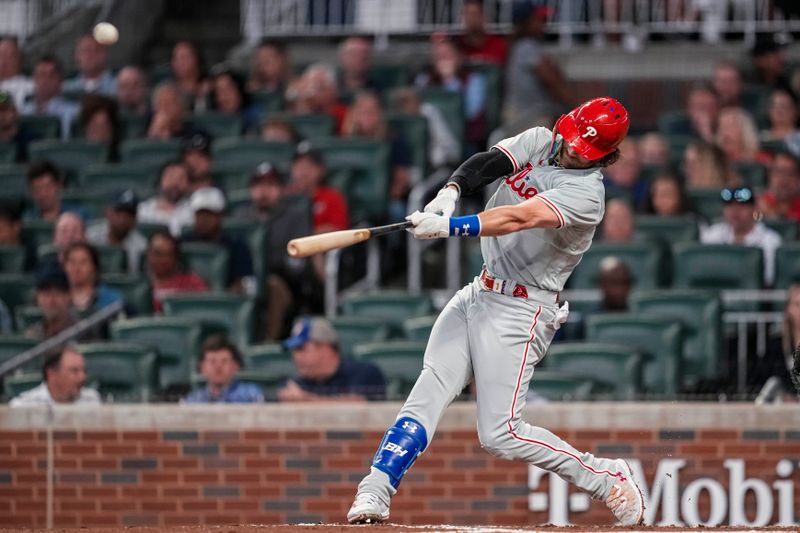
[480,126,606,292]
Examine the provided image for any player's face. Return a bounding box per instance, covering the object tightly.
[560,144,595,169]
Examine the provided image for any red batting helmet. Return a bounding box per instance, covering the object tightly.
[555,97,630,161]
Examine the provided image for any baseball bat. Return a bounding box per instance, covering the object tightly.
[287,221,412,257]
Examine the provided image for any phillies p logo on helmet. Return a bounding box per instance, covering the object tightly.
[555,97,630,161]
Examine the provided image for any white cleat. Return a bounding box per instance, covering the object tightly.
[347,491,390,524]
[605,459,645,526]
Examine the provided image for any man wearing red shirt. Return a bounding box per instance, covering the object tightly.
[455,0,508,65]
[757,151,800,221]
[289,145,350,232]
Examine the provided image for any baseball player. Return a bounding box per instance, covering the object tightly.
[347,97,645,525]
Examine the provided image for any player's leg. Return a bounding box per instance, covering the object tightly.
[469,293,644,524]
[348,283,477,523]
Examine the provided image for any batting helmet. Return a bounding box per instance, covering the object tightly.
[555,97,630,161]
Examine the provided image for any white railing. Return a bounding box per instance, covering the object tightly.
[0,0,106,41]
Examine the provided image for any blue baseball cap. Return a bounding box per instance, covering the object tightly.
[283,317,338,350]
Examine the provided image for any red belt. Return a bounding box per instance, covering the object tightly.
[480,269,529,298]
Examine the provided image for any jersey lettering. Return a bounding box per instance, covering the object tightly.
[504,163,539,200]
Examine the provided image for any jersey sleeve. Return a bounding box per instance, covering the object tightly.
[493,126,552,171]
[535,179,604,229]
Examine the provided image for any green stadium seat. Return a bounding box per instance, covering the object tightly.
[420,88,464,154]
[353,340,425,400]
[0,245,25,273]
[329,316,391,359]
[244,343,294,380]
[0,274,34,313]
[212,138,293,172]
[134,222,168,241]
[761,139,787,154]
[110,317,202,390]
[120,113,149,140]
[100,274,152,315]
[342,291,435,333]
[368,64,410,92]
[0,336,38,369]
[34,244,58,265]
[545,342,643,400]
[265,113,334,140]
[735,162,767,189]
[630,290,722,388]
[78,163,153,197]
[764,219,797,241]
[742,86,770,114]
[211,163,250,192]
[0,164,27,197]
[672,243,763,290]
[568,242,663,289]
[20,115,61,139]
[119,139,181,169]
[188,112,243,139]
[14,305,43,332]
[222,220,268,283]
[60,190,109,219]
[657,111,693,136]
[402,315,438,342]
[162,293,255,348]
[467,61,502,132]
[248,91,284,115]
[634,216,698,247]
[0,143,16,163]
[181,242,230,291]
[775,243,800,289]
[688,189,723,222]
[28,140,108,181]
[585,314,683,397]
[528,370,597,401]
[388,113,429,176]
[77,342,159,402]
[4,372,40,399]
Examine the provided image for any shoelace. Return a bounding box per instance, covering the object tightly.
[354,492,384,507]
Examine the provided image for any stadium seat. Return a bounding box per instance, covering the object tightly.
[3,372,40,399]
[111,316,202,390]
[162,293,255,348]
[775,243,800,289]
[60,190,110,219]
[244,343,294,380]
[14,305,43,332]
[188,112,243,139]
[135,222,169,241]
[265,112,335,140]
[657,111,693,136]
[212,138,294,172]
[672,243,763,290]
[78,163,153,197]
[120,113,149,140]
[353,340,425,400]
[101,274,152,315]
[28,140,109,181]
[764,219,798,241]
[0,336,38,370]
[545,342,643,400]
[388,113,429,176]
[687,189,724,222]
[630,290,722,388]
[567,242,663,289]
[248,91,283,115]
[329,316,392,358]
[585,314,683,396]
[0,245,25,273]
[119,139,181,169]
[420,88,464,154]
[222,220,268,283]
[634,216,698,247]
[211,163,251,192]
[181,242,230,291]
[0,143,16,163]
[76,342,159,402]
[0,164,27,198]
[368,63,410,92]
[341,291,434,333]
[37,243,127,274]
[20,115,61,139]
[735,162,767,189]
[528,370,597,401]
[402,315,438,342]
[466,61,502,132]
[0,274,35,314]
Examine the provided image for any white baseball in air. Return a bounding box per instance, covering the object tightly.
[92,22,119,45]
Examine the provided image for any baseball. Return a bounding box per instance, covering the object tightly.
[92,22,118,45]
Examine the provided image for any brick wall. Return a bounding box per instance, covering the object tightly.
[1,404,798,528]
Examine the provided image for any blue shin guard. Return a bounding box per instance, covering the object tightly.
[371,417,428,488]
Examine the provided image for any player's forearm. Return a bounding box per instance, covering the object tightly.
[477,200,560,236]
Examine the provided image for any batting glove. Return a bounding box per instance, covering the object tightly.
[423,186,459,217]
[406,210,449,240]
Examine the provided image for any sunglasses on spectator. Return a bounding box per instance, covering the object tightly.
[720,187,754,204]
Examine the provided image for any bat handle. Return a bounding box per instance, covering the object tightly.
[369,220,413,237]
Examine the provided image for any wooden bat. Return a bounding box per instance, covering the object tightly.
[287,221,413,257]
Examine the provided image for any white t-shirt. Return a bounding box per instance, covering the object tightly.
[700,221,782,285]
[137,197,194,237]
[10,382,101,407]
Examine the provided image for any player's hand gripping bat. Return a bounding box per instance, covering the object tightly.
[287,221,412,258]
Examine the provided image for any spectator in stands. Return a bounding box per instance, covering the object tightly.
[290,64,347,133]
[0,90,36,162]
[209,66,260,133]
[761,284,800,395]
[456,0,508,65]
[25,263,86,340]
[343,91,412,214]
[79,94,120,160]
[757,151,800,222]
[598,257,632,312]
[337,36,379,94]
[170,40,208,112]
[247,39,291,95]
[184,335,263,403]
[9,346,101,406]
[137,160,194,236]
[637,132,670,167]
[53,212,86,263]
[685,85,719,143]
[185,187,255,295]
[416,35,487,151]
[603,138,648,208]
[279,317,386,402]
[260,116,299,143]
[643,173,690,217]
[0,37,33,108]
[147,82,188,140]
[390,86,460,170]
[146,229,207,313]
[749,34,791,92]
[86,190,147,274]
[682,140,737,190]
[712,61,744,108]
[63,35,116,96]
[180,132,214,192]
[701,186,782,286]
[22,55,79,140]
[24,161,82,222]
[601,199,635,243]
[289,145,349,233]
[503,2,571,127]
[715,107,766,163]
[762,88,799,142]
[0,200,21,245]
[115,66,149,115]
[63,242,123,312]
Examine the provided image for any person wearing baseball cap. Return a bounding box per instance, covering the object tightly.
[750,33,792,92]
[278,317,385,402]
[180,131,214,192]
[86,189,147,274]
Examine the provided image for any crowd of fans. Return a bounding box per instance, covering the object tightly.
[1,0,800,403]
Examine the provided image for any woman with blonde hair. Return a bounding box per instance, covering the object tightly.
[715,106,765,163]
[682,140,738,190]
